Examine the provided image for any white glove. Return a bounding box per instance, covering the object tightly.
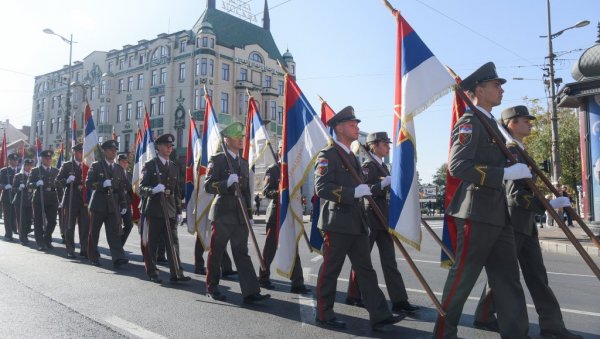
[503,163,532,181]
[177,214,183,225]
[4,184,12,190]
[152,183,165,194]
[249,220,254,227]
[227,173,239,187]
[549,196,571,209]
[19,184,25,191]
[67,175,76,184]
[380,176,392,188]
[120,208,127,215]
[58,203,63,209]
[354,184,372,198]
[103,179,112,188]
[36,180,44,187]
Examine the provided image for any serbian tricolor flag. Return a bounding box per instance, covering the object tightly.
[35,136,42,166]
[0,131,6,168]
[388,12,454,249]
[131,128,143,223]
[56,143,64,169]
[275,75,330,278]
[136,111,156,246]
[242,96,271,204]
[307,98,336,253]
[82,102,98,204]
[185,115,201,235]
[71,117,77,158]
[441,72,466,268]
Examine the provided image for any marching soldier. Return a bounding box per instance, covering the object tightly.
[56,143,89,258]
[433,62,530,338]
[345,132,419,314]
[28,150,60,250]
[117,153,135,246]
[1,153,19,241]
[85,140,129,268]
[473,106,582,339]
[13,158,34,245]
[204,122,269,303]
[139,134,190,283]
[193,238,235,276]
[258,144,310,294]
[314,107,403,330]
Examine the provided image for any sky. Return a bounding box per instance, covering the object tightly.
[1,0,598,183]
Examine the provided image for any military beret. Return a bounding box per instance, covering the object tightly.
[40,150,54,158]
[366,132,392,144]
[501,105,536,123]
[101,140,119,150]
[117,153,129,161]
[7,153,19,161]
[461,62,506,92]
[72,142,83,151]
[221,122,245,138]
[326,106,361,127]
[23,158,34,165]
[155,133,175,145]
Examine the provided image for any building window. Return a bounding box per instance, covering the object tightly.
[136,101,143,120]
[250,52,264,64]
[126,103,132,121]
[278,106,283,124]
[139,53,145,65]
[101,80,106,96]
[118,79,124,93]
[210,38,214,48]
[221,92,229,113]
[195,58,201,76]
[90,87,96,101]
[238,93,249,115]
[127,76,133,92]
[201,58,207,76]
[138,74,144,89]
[161,46,168,58]
[194,89,201,110]
[124,133,131,153]
[264,75,272,88]
[208,59,214,77]
[270,101,277,121]
[159,96,165,115]
[240,68,247,81]
[202,37,208,47]
[150,97,157,116]
[222,63,230,81]
[278,80,284,96]
[117,104,123,122]
[108,61,113,73]
[160,68,166,84]
[179,39,186,53]
[128,55,134,67]
[50,118,55,133]
[42,98,46,110]
[179,63,186,81]
[151,70,157,86]
[100,106,107,123]
[119,58,124,70]
[52,96,56,109]
[57,117,62,133]
[75,72,80,82]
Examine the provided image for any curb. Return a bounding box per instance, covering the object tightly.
[539,240,600,257]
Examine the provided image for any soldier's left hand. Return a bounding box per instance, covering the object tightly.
[19,184,25,191]
[4,184,12,190]
[177,214,183,225]
[380,176,392,188]
[120,208,127,215]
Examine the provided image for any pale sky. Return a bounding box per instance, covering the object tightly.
[1,0,598,182]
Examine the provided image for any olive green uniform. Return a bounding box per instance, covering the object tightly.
[28,165,59,248]
[12,171,33,243]
[56,160,89,255]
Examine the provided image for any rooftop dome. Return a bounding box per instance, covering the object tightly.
[199,21,214,35]
[571,22,600,81]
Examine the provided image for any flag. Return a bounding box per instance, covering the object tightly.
[112,126,117,141]
[388,12,455,249]
[193,93,221,247]
[71,117,77,158]
[307,98,337,253]
[185,115,201,235]
[56,143,64,169]
[441,72,466,268]
[35,136,42,166]
[242,96,271,205]
[131,128,142,223]
[82,102,98,204]
[135,111,156,247]
[0,131,6,168]
[275,75,331,278]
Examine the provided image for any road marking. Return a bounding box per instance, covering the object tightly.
[104,315,167,339]
[310,255,323,263]
[298,267,315,327]
[307,274,600,317]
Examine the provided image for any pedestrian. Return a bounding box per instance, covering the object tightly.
[55,142,89,258]
[0,153,19,241]
[432,62,530,338]
[473,105,582,339]
[117,153,135,247]
[85,140,129,268]
[254,194,261,215]
[28,150,60,251]
[345,132,419,315]
[13,158,34,245]
[204,122,270,304]
[139,134,191,283]
[561,185,574,227]
[314,106,403,331]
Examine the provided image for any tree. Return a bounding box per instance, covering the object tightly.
[523,98,581,194]
[432,163,447,212]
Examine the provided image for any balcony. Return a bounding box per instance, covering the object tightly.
[234,80,251,89]
[150,85,165,96]
[98,124,112,133]
[261,87,278,97]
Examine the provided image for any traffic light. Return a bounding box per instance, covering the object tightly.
[539,159,550,173]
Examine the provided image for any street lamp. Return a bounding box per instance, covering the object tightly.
[543,0,589,184]
[43,28,74,159]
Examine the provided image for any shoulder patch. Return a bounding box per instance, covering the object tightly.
[206,162,214,176]
[315,157,328,176]
[362,166,369,176]
[459,123,472,146]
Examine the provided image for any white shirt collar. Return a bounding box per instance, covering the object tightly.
[334,139,351,154]
[104,159,114,167]
[475,105,492,119]
[226,148,238,159]
[158,155,169,165]
[74,160,81,166]
[369,151,383,165]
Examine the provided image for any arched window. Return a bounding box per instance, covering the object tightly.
[249,52,264,64]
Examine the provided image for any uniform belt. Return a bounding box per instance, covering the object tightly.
[45,188,56,192]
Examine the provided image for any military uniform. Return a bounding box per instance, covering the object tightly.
[258,162,306,292]
[346,133,417,313]
[433,63,529,339]
[12,160,34,244]
[139,134,186,281]
[117,153,135,247]
[314,108,396,328]
[0,155,19,240]
[85,140,128,266]
[56,144,89,257]
[28,151,60,250]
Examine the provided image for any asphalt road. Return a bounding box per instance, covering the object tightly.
[1,217,599,338]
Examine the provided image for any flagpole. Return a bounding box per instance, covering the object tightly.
[66,117,76,249]
[453,86,600,280]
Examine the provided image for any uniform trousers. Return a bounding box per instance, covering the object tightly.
[316,231,391,325]
[64,203,89,254]
[2,200,16,238]
[87,210,125,263]
[194,236,233,272]
[347,228,408,303]
[16,205,32,243]
[120,208,134,246]
[206,221,260,297]
[33,198,58,246]
[433,218,529,339]
[474,230,565,331]
[145,216,181,278]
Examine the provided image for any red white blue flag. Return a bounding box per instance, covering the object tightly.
[389,12,454,249]
[185,115,201,235]
[242,96,271,205]
[56,143,64,169]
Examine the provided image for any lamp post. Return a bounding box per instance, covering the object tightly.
[43,28,74,159]
[543,0,589,184]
